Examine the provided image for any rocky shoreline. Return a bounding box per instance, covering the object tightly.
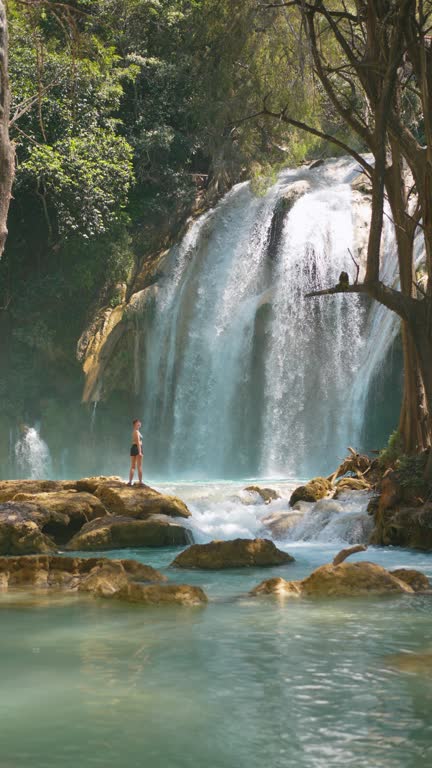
[1,464,432,609]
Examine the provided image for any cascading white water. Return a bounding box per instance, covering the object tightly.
[261,175,364,476]
[14,426,52,479]
[140,157,398,479]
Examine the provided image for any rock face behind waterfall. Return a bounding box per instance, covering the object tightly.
[0,478,191,554]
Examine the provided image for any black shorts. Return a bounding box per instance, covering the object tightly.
[130,444,140,457]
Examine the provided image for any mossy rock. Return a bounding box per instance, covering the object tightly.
[289,477,332,507]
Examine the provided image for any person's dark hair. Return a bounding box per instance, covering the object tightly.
[132,418,140,426]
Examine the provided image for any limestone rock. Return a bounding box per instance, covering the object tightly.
[0,479,77,503]
[66,515,190,550]
[116,582,208,606]
[250,576,302,597]
[280,180,310,209]
[0,554,165,593]
[12,491,109,544]
[79,561,130,596]
[0,503,57,555]
[75,476,122,494]
[171,538,294,569]
[390,568,430,592]
[300,561,413,597]
[251,561,419,598]
[313,499,344,515]
[95,484,190,519]
[261,511,303,539]
[290,477,332,507]
[244,486,281,503]
[351,171,372,194]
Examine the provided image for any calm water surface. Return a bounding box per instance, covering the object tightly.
[1,485,432,767]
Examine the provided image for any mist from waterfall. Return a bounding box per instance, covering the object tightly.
[15,426,52,479]
[139,157,399,480]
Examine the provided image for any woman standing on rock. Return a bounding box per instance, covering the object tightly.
[128,419,144,486]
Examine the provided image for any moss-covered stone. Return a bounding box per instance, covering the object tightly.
[289,477,332,507]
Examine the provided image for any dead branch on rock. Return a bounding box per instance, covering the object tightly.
[333,544,367,566]
[328,448,372,485]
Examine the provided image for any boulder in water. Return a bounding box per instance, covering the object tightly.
[115,582,208,606]
[0,479,77,503]
[0,502,58,555]
[261,511,304,540]
[289,478,332,507]
[95,484,190,519]
[251,561,421,598]
[313,499,344,515]
[12,491,109,544]
[251,576,302,597]
[390,568,430,592]
[0,554,165,592]
[66,515,190,550]
[301,561,415,596]
[171,538,294,569]
[244,486,281,504]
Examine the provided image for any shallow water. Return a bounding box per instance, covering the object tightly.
[1,482,432,767]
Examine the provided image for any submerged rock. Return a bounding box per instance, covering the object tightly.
[95,484,190,519]
[261,511,304,540]
[0,554,165,591]
[171,538,294,569]
[115,582,207,606]
[251,560,425,599]
[386,651,432,675]
[244,486,281,503]
[289,477,332,507]
[0,554,206,608]
[66,515,190,550]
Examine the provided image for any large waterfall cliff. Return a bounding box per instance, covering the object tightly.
[74,156,403,480]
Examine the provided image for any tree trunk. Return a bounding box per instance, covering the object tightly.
[406,300,432,479]
[399,322,430,453]
[385,143,430,453]
[0,1,14,258]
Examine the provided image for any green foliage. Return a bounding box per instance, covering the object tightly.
[378,431,427,490]
[1,0,341,433]
[378,430,404,468]
[395,454,427,490]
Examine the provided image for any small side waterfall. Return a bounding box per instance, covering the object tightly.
[15,426,52,479]
[139,157,401,480]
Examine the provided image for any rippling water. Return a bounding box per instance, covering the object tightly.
[1,483,432,767]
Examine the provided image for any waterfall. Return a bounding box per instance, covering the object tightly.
[15,426,52,479]
[139,157,399,480]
